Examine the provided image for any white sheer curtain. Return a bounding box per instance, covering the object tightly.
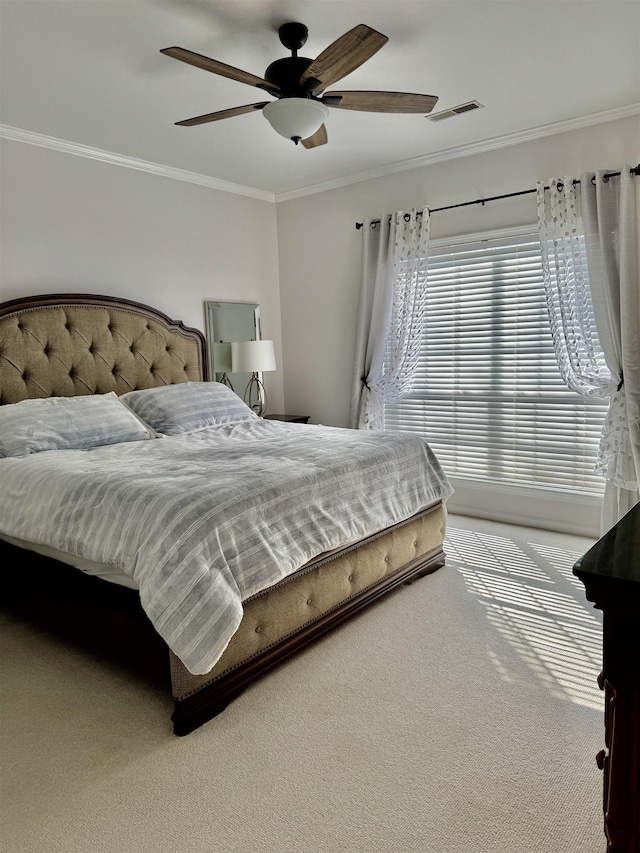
[583,167,640,529]
[350,208,430,430]
[537,167,639,531]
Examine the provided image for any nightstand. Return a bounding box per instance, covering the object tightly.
[264,414,310,424]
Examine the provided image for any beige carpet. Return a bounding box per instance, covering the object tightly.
[1,515,606,853]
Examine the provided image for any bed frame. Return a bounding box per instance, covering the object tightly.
[0,293,447,735]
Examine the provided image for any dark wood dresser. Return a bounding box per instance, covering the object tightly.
[573,502,640,853]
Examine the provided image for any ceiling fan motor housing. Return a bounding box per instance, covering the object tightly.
[264,57,314,97]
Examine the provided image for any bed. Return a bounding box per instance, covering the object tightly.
[0,292,452,735]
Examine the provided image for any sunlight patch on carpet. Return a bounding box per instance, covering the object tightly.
[445,526,602,710]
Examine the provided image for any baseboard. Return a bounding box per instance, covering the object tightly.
[446,477,601,538]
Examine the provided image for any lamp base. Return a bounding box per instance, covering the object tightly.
[218,372,235,392]
[244,372,268,416]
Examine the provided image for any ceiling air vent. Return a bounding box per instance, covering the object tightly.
[427,101,484,122]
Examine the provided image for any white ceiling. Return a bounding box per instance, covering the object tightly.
[2,0,639,198]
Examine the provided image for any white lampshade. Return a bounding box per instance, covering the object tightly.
[231,340,276,373]
[263,98,329,143]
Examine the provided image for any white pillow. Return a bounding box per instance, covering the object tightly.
[0,392,154,458]
[122,381,258,435]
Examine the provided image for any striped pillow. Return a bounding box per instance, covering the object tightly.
[122,381,257,435]
[0,392,154,458]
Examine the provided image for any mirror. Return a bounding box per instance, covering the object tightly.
[204,301,261,396]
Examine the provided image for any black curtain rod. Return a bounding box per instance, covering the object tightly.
[354,164,640,229]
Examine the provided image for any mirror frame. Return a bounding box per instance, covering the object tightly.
[204,301,262,392]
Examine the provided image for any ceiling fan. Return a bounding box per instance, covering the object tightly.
[160,22,438,148]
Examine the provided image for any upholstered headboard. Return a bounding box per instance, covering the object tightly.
[0,293,209,405]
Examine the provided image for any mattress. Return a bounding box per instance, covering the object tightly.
[0,533,139,589]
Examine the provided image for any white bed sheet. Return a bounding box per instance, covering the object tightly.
[0,532,138,589]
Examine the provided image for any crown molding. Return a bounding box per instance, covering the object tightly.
[0,125,276,203]
[2,103,637,205]
[274,103,640,202]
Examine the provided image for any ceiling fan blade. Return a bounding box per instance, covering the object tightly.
[160,47,280,94]
[299,25,388,92]
[175,103,268,127]
[301,124,328,149]
[323,91,439,113]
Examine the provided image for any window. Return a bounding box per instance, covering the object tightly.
[384,228,608,495]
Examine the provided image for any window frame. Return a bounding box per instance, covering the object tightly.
[383,224,607,536]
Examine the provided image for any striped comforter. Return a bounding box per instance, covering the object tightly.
[0,420,453,674]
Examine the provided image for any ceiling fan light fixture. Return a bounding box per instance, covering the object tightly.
[263,98,329,144]
[162,23,438,152]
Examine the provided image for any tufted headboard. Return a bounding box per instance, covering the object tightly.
[0,293,209,405]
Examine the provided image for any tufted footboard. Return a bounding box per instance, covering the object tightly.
[170,502,446,734]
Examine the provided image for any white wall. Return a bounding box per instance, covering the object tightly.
[276,115,639,535]
[0,140,284,410]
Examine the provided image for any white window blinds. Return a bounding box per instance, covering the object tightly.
[383,230,608,493]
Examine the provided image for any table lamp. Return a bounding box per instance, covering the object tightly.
[231,340,276,416]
